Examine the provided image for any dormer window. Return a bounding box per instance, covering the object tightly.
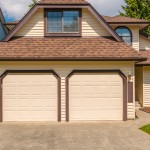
[115,27,132,46]
[44,9,81,36]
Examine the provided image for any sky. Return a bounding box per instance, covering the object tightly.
[0,0,125,22]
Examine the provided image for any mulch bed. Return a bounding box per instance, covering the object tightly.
[140,107,150,113]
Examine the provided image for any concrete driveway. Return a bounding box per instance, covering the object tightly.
[0,110,150,150]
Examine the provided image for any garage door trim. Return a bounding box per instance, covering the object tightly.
[0,70,61,122]
[66,70,127,122]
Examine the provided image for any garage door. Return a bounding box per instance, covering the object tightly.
[3,73,58,121]
[69,72,123,121]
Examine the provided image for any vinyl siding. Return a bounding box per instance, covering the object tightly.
[15,8,111,37]
[127,103,135,119]
[111,25,139,51]
[15,9,44,37]
[135,67,143,106]
[143,66,150,107]
[0,21,6,41]
[82,8,111,36]
[0,61,135,121]
[139,35,150,50]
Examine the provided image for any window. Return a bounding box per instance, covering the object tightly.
[115,27,132,45]
[45,9,81,36]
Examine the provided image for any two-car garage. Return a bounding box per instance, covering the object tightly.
[0,70,127,122]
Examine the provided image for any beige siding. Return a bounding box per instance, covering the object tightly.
[0,61,135,121]
[139,35,150,50]
[135,67,143,106]
[15,8,111,37]
[127,103,135,119]
[82,9,111,36]
[111,25,139,51]
[15,9,44,37]
[143,66,150,107]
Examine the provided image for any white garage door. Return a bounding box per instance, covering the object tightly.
[3,73,58,121]
[69,73,123,121]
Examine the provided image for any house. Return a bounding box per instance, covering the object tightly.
[0,8,7,41]
[0,0,149,122]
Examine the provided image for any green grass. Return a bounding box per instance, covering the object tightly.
[140,124,150,135]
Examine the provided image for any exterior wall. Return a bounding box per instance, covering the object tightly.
[15,9,44,37]
[139,35,150,50]
[143,66,150,107]
[15,8,111,37]
[0,21,6,41]
[111,25,139,51]
[0,61,135,121]
[82,8,110,36]
[135,67,143,106]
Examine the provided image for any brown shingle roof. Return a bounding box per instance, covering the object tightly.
[0,37,145,61]
[39,0,88,4]
[137,50,150,65]
[103,15,150,24]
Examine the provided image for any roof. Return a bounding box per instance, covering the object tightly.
[38,0,88,4]
[137,50,150,65]
[103,15,150,24]
[0,37,146,61]
[3,3,122,42]
[140,31,150,39]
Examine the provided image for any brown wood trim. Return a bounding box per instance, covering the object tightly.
[3,3,123,42]
[135,64,150,67]
[0,70,61,122]
[128,82,133,103]
[44,8,82,37]
[66,70,128,122]
[108,22,150,24]
[0,57,147,61]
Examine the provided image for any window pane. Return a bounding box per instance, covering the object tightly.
[115,27,132,45]
[122,36,131,45]
[47,12,62,33]
[63,11,79,33]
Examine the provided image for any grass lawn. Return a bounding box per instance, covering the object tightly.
[140,124,150,135]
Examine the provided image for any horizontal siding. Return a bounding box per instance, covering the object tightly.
[127,103,135,119]
[82,9,111,36]
[15,9,44,37]
[15,8,111,37]
[135,67,143,106]
[143,67,150,107]
[111,25,139,51]
[139,35,150,50]
[0,61,134,121]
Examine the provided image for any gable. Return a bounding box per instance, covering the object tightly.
[82,8,111,37]
[140,35,150,50]
[4,3,122,42]
[15,8,111,37]
[15,9,44,37]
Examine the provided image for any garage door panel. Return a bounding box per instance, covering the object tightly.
[3,73,58,121]
[69,72,123,121]
[3,87,16,95]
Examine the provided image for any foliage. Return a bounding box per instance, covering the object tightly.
[140,124,150,135]
[29,0,38,9]
[120,0,150,35]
